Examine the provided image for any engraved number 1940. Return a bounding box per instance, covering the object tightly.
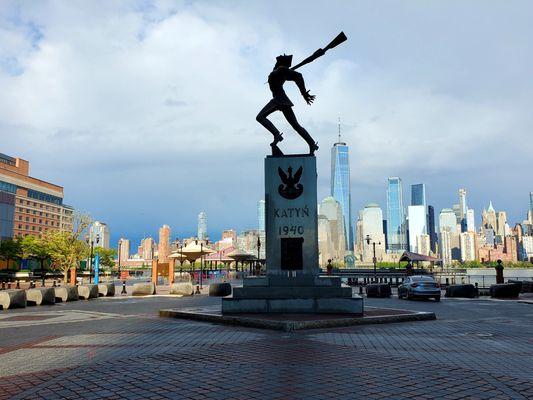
[278,225,304,235]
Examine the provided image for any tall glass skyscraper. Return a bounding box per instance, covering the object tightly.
[411,184,426,206]
[386,177,406,252]
[257,200,265,231]
[197,211,207,240]
[331,134,353,251]
[459,188,468,232]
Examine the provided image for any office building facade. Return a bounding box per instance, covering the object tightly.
[88,221,110,249]
[0,153,73,241]
[257,200,265,231]
[331,138,353,251]
[407,205,427,253]
[197,211,207,240]
[386,177,406,252]
[411,184,426,206]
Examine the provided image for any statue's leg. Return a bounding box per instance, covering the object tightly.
[281,107,319,154]
[256,102,283,144]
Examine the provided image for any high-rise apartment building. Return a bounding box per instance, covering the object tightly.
[427,205,437,253]
[257,200,265,231]
[118,238,130,262]
[0,153,73,240]
[416,234,431,256]
[361,203,386,262]
[319,197,346,261]
[330,128,353,252]
[197,211,207,240]
[529,192,533,224]
[411,184,426,206]
[466,209,475,233]
[140,237,155,260]
[459,188,468,232]
[407,205,427,253]
[439,208,458,233]
[460,232,476,262]
[482,201,497,231]
[88,221,110,249]
[439,229,452,266]
[386,177,406,252]
[158,225,171,263]
[497,211,507,239]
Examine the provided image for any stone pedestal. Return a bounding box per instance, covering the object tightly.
[222,155,363,314]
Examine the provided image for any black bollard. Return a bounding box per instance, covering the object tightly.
[8,282,12,289]
[195,285,201,295]
[121,280,127,295]
[53,280,57,287]
[359,285,363,295]
[16,280,20,289]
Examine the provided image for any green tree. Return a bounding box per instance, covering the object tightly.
[0,238,23,270]
[93,247,117,271]
[42,213,91,283]
[21,235,51,271]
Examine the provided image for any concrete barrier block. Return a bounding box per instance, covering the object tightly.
[445,284,477,298]
[508,280,533,293]
[174,272,192,283]
[26,287,56,306]
[170,282,194,296]
[366,283,392,298]
[98,283,115,297]
[54,285,79,302]
[132,282,156,296]
[490,283,521,298]
[0,289,27,309]
[209,282,232,297]
[78,284,99,300]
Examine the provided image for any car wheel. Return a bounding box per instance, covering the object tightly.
[435,296,441,302]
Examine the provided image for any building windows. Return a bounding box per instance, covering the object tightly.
[0,180,17,194]
[27,189,62,205]
[25,216,29,222]
[25,225,29,230]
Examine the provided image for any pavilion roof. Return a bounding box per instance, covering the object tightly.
[399,251,440,263]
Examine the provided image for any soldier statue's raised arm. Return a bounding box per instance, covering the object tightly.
[256,32,347,156]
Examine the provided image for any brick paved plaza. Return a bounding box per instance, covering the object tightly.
[1,293,532,399]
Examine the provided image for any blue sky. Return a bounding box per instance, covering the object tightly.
[1,0,532,248]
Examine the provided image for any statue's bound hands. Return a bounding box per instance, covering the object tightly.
[303,90,316,105]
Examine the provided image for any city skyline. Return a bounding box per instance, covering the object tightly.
[1,2,532,246]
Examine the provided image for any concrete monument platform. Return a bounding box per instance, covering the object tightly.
[161,305,435,331]
[221,155,364,314]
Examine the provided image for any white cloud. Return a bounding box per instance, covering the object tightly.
[1,0,532,244]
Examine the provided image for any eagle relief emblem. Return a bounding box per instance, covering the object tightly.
[278,166,304,200]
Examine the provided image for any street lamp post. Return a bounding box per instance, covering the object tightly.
[118,239,127,295]
[86,233,100,284]
[118,238,122,279]
[365,235,380,283]
[256,235,261,276]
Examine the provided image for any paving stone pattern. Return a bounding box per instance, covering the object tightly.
[0,295,532,399]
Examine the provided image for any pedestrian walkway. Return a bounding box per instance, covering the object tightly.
[0,295,531,399]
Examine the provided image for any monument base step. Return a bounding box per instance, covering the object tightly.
[221,295,363,314]
[233,286,353,299]
[243,275,342,287]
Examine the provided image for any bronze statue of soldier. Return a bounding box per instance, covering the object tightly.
[256,32,347,156]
